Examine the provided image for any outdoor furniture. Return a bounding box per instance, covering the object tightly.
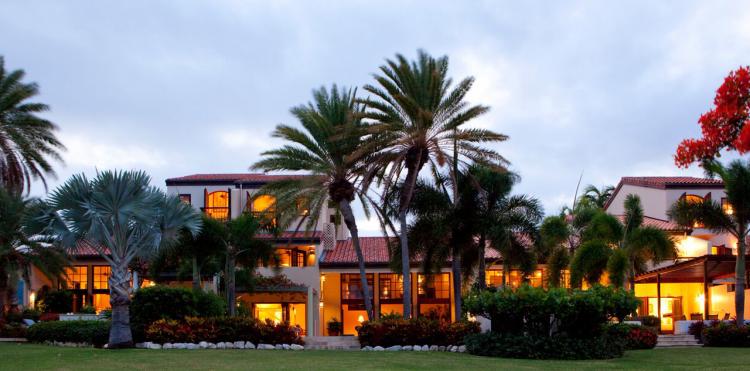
[723,313,730,320]
[708,314,719,320]
[690,313,703,320]
[677,315,686,321]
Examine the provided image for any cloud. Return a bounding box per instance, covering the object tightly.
[60,132,168,170]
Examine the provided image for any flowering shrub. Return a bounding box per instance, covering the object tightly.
[356,317,480,347]
[702,322,750,347]
[145,317,303,345]
[623,325,657,349]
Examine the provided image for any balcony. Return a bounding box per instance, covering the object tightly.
[202,206,229,222]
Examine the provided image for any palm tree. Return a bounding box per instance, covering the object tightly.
[571,196,676,289]
[0,187,67,317]
[0,56,65,193]
[539,215,572,287]
[165,215,227,291]
[581,185,615,209]
[27,170,201,348]
[669,159,750,326]
[362,50,507,318]
[224,213,276,317]
[253,85,377,320]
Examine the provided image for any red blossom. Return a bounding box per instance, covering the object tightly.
[675,66,750,167]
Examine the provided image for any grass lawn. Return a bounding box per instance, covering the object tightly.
[2,344,750,370]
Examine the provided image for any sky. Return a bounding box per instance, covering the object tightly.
[1,1,749,235]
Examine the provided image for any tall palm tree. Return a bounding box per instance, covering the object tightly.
[362,50,507,318]
[252,85,377,320]
[0,56,65,193]
[0,187,67,317]
[164,215,227,291]
[581,185,615,209]
[669,159,750,326]
[27,170,201,348]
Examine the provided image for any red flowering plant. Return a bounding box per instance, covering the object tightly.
[675,66,750,167]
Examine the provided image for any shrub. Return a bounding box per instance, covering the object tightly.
[688,320,706,341]
[0,319,27,338]
[144,317,303,345]
[39,313,59,322]
[327,318,342,336]
[639,315,660,329]
[22,308,42,321]
[356,318,480,347]
[702,323,750,347]
[26,320,110,347]
[38,290,73,314]
[130,286,225,341]
[608,323,657,350]
[79,305,96,314]
[464,332,626,360]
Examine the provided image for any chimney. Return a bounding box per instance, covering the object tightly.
[323,223,336,251]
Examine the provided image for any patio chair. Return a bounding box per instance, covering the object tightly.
[677,315,686,321]
[690,313,703,321]
[708,314,719,320]
[723,313,730,321]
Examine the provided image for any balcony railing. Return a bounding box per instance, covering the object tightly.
[201,207,229,222]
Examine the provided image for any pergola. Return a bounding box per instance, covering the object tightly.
[634,255,750,320]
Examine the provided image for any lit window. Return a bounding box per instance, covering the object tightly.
[683,194,705,228]
[93,266,111,290]
[253,195,276,213]
[417,273,449,299]
[65,266,88,290]
[722,198,734,215]
[341,273,374,301]
[379,274,404,300]
[205,191,229,221]
[296,198,310,216]
[486,270,503,287]
[179,194,191,205]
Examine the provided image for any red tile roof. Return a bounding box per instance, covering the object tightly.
[257,231,322,240]
[165,173,312,185]
[615,215,686,232]
[620,176,723,189]
[70,241,110,257]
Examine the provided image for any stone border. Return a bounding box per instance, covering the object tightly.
[135,341,304,350]
[361,345,466,352]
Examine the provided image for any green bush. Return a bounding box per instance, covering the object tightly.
[702,322,750,347]
[38,290,73,313]
[356,317,480,347]
[463,285,639,359]
[608,323,657,350]
[464,332,626,360]
[639,315,660,329]
[26,320,110,347]
[130,286,225,341]
[145,317,303,345]
[22,308,42,321]
[79,305,96,314]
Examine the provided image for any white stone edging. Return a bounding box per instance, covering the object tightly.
[134,341,304,350]
[360,344,466,352]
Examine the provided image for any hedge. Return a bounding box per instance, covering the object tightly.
[356,318,480,347]
[145,317,303,345]
[130,286,225,341]
[464,332,626,360]
[702,322,750,347]
[26,321,110,347]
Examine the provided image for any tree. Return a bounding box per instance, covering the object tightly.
[252,85,377,320]
[539,215,571,287]
[362,50,507,318]
[581,185,615,209]
[161,215,227,291]
[0,187,66,317]
[27,170,202,348]
[675,66,750,167]
[0,56,65,193]
[669,160,750,326]
[223,213,276,317]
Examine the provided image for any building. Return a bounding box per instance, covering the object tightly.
[605,176,747,334]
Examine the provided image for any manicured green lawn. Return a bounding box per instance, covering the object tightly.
[2,343,750,370]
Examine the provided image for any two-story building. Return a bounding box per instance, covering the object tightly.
[605,176,749,333]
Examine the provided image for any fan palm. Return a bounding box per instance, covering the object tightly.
[252,85,376,320]
[27,170,202,348]
[362,50,507,318]
[0,56,64,193]
[0,187,67,317]
[669,159,750,325]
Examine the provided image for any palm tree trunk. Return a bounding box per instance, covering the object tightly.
[108,262,133,348]
[477,233,487,290]
[399,164,420,319]
[192,256,201,291]
[339,200,373,320]
[502,261,510,289]
[226,247,237,317]
[451,251,462,320]
[735,233,746,326]
[0,269,8,317]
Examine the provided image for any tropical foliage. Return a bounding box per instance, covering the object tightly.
[362,50,506,318]
[0,56,64,193]
[669,159,750,325]
[252,85,376,319]
[26,170,202,347]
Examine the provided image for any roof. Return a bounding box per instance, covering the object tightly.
[634,254,750,284]
[256,231,321,241]
[604,176,724,210]
[320,236,509,267]
[165,173,312,186]
[615,215,687,233]
[70,241,110,257]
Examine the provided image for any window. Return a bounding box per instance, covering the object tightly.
[341,273,374,301]
[722,198,734,215]
[417,273,450,299]
[178,194,191,205]
[93,266,111,290]
[379,274,404,300]
[253,195,276,213]
[486,270,503,287]
[296,197,309,216]
[65,266,88,290]
[682,194,705,228]
[205,191,229,221]
[274,246,314,267]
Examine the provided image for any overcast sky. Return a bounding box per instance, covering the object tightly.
[2,1,749,235]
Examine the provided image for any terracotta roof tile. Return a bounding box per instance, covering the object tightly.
[257,231,321,240]
[615,215,686,232]
[165,173,313,185]
[620,176,723,189]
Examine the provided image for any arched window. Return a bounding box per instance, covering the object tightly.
[681,194,705,228]
[205,191,229,221]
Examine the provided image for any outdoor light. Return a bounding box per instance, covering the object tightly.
[319,302,324,308]
[29,292,36,308]
[358,315,364,323]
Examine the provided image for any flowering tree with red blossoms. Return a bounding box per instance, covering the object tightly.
[675,66,750,167]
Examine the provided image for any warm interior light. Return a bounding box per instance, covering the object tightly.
[29,292,36,308]
[696,293,705,313]
[319,302,324,308]
[358,315,364,323]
